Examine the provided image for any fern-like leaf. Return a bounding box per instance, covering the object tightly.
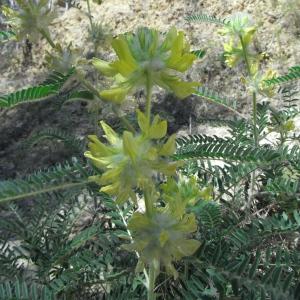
[174,135,280,163]
[185,14,228,26]
[0,70,75,108]
[0,158,94,204]
[0,84,60,108]
[0,279,55,300]
[264,66,300,86]
[0,30,16,42]
[194,87,243,118]
[25,128,85,153]
[191,49,206,59]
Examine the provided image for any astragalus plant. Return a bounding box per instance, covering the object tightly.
[0,3,300,299]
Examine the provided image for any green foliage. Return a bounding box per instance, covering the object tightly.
[0,158,93,203]
[0,279,56,300]
[0,30,15,42]
[191,49,206,59]
[194,86,239,116]
[264,66,300,86]
[0,70,74,108]
[174,134,280,162]
[1,7,300,300]
[25,128,85,153]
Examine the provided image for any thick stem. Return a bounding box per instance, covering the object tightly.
[239,35,251,76]
[148,260,159,300]
[144,188,153,217]
[145,73,153,125]
[239,35,258,211]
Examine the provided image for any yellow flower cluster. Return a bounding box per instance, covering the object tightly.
[93,27,200,104]
[84,110,180,204]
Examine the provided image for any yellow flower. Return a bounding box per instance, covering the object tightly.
[123,207,200,278]
[84,110,179,204]
[161,176,213,218]
[258,69,278,97]
[219,14,257,70]
[93,27,200,104]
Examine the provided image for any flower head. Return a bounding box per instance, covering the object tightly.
[123,204,200,278]
[84,110,179,204]
[3,0,56,42]
[93,27,200,104]
[219,14,257,70]
[45,43,82,74]
[161,176,213,218]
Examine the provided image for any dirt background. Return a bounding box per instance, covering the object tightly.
[0,0,299,179]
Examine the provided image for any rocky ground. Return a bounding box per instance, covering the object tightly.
[0,0,299,179]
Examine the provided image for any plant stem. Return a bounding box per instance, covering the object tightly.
[116,204,149,286]
[86,0,94,32]
[148,260,159,300]
[39,29,56,49]
[252,91,258,147]
[112,106,136,133]
[239,35,258,211]
[144,188,153,217]
[145,73,153,125]
[239,34,258,147]
[86,0,98,55]
[75,70,101,98]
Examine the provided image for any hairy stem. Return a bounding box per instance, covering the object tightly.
[148,260,159,300]
[239,35,258,211]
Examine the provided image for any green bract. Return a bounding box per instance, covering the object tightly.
[3,0,56,42]
[123,206,200,278]
[84,110,180,204]
[92,27,200,104]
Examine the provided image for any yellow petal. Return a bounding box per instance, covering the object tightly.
[167,53,197,72]
[111,36,137,71]
[100,182,119,194]
[110,60,137,77]
[159,74,200,99]
[92,58,117,76]
[100,168,122,184]
[160,134,176,156]
[123,131,138,161]
[136,109,149,134]
[84,152,111,168]
[149,119,167,139]
[177,239,201,256]
[100,87,129,104]
[87,135,112,156]
[161,26,177,51]
[100,121,119,145]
